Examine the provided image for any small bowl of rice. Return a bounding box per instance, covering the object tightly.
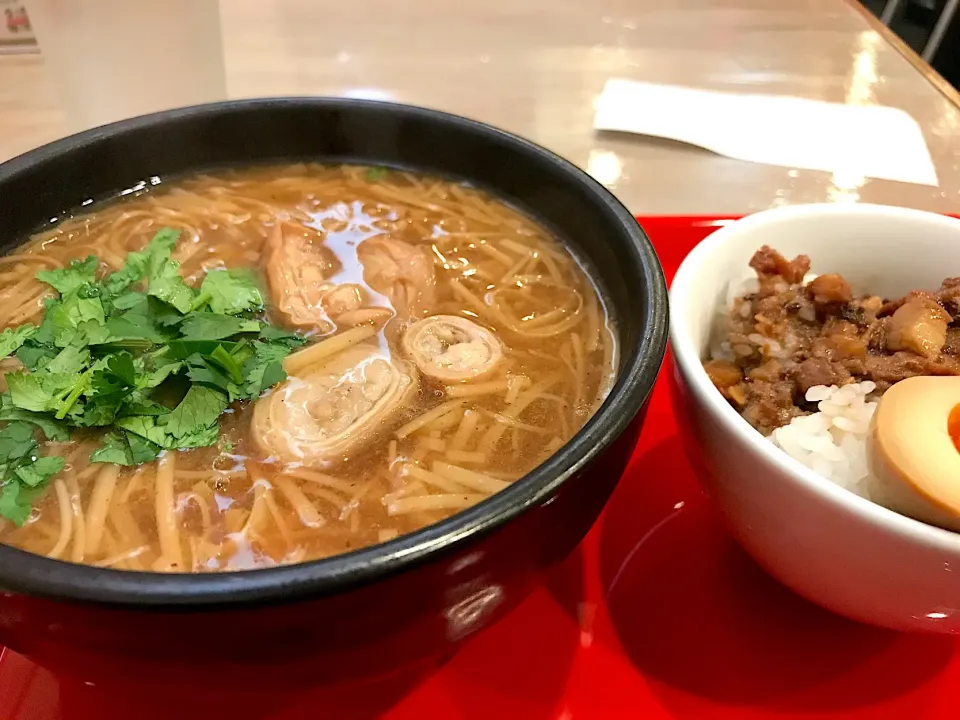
[669,203,960,634]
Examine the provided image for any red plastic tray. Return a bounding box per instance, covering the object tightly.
[4,216,960,720]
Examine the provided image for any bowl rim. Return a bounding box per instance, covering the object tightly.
[0,97,669,607]
[669,202,960,554]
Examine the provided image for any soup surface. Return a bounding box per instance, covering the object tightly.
[0,164,616,571]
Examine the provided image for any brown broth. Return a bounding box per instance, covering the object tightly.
[0,164,617,571]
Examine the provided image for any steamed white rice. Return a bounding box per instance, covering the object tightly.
[715,275,882,499]
[770,381,878,499]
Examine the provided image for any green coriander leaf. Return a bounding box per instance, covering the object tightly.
[14,455,65,488]
[165,339,237,360]
[116,416,176,449]
[46,345,90,375]
[16,343,56,371]
[89,431,130,464]
[179,312,261,342]
[35,256,98,295]
[65,320,111,349]
[0,422,38,460]
[209,344,244,384]
[78,354,138,427]
[148,274,196,314]
[110,295,184,332]
[0,395,68,441]
[95,296,180,349]
[75,400,122,428]
[102,228,180,300]
[63,294,105,328]
[90,430,161,465]
[365,167,389,181]
[43,287,105,348]
[102,318,168,346]
[229,339,255,368]
[139,232,197,313]
[118,382,227,451]
[170,423,220,449]
[0,325,37,359]
[259,325,306,347]
[259,361,287,394]
[109,291,147,311]
[162,385,227,440]
[103,352,136,387]
[116,228,197,313]
[125,432,163,463]
[185,356,242,401]
[0,420,61,523]
[242,341,295,397]
[137,360,183,390]
[52,369,92,420]
[142,229,180,274]
[0,483,34,525]
[152,305,187,328]
[199,269,264,315]
[6,373,56,413]
[91,339,157,356]
[119,394,170,417]
[31,297,62,346]
[7,368,87,416]
[0,223,310,521]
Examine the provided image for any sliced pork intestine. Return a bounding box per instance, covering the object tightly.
[263,223,393,332]
[402,315,503,382]
[263,222,337,330]
[357,236,435,317]
[251,345,419,466]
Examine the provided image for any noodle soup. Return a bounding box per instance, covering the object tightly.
[0,164,617,572]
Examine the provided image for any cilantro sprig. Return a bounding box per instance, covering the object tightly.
[0,229,304,524]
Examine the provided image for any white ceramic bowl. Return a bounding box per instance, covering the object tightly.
[669,203,960,633]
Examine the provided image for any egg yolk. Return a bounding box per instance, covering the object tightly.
[949,403,960,455]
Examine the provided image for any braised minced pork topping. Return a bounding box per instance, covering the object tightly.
[706,245,960,435]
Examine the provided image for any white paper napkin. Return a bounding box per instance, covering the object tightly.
[593,78,938,187]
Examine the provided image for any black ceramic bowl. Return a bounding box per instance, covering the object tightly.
[0,98,667,688]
